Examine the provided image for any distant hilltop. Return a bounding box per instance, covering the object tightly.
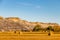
[0,16,59,32]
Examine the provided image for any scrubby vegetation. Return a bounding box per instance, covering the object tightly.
[0,16,59,32]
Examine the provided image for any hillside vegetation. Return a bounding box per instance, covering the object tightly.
[0,16,60,32]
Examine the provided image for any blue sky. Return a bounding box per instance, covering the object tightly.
[0,0,60,24]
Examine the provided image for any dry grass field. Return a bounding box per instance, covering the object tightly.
[0,32,60,40]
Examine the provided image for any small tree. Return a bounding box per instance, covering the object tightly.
[46,26,53,36]
[33,25,41,31]
[14,31,16,33]
[46,26,53,31]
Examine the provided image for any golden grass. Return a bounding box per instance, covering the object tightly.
[0,32,60,40]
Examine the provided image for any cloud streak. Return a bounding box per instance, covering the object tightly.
[16,2,40,9]
[20,3,32,6]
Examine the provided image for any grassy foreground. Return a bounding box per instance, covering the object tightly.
[0,32,60,40]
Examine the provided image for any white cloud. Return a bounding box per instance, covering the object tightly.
[16,2,40,9]
[17,2,32,6]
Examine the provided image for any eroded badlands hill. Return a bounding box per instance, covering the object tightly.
[0,16,59,32]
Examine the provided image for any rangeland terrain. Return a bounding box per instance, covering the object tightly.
[0,32,60,40]
[0,16,60,40]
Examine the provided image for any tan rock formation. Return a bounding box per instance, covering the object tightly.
[0,16,59,32]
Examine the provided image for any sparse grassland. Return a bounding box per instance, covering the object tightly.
[0,32,60,40]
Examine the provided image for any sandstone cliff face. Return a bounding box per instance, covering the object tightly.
[0,16,59,31]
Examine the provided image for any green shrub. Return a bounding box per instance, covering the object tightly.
[33,25,41,31]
